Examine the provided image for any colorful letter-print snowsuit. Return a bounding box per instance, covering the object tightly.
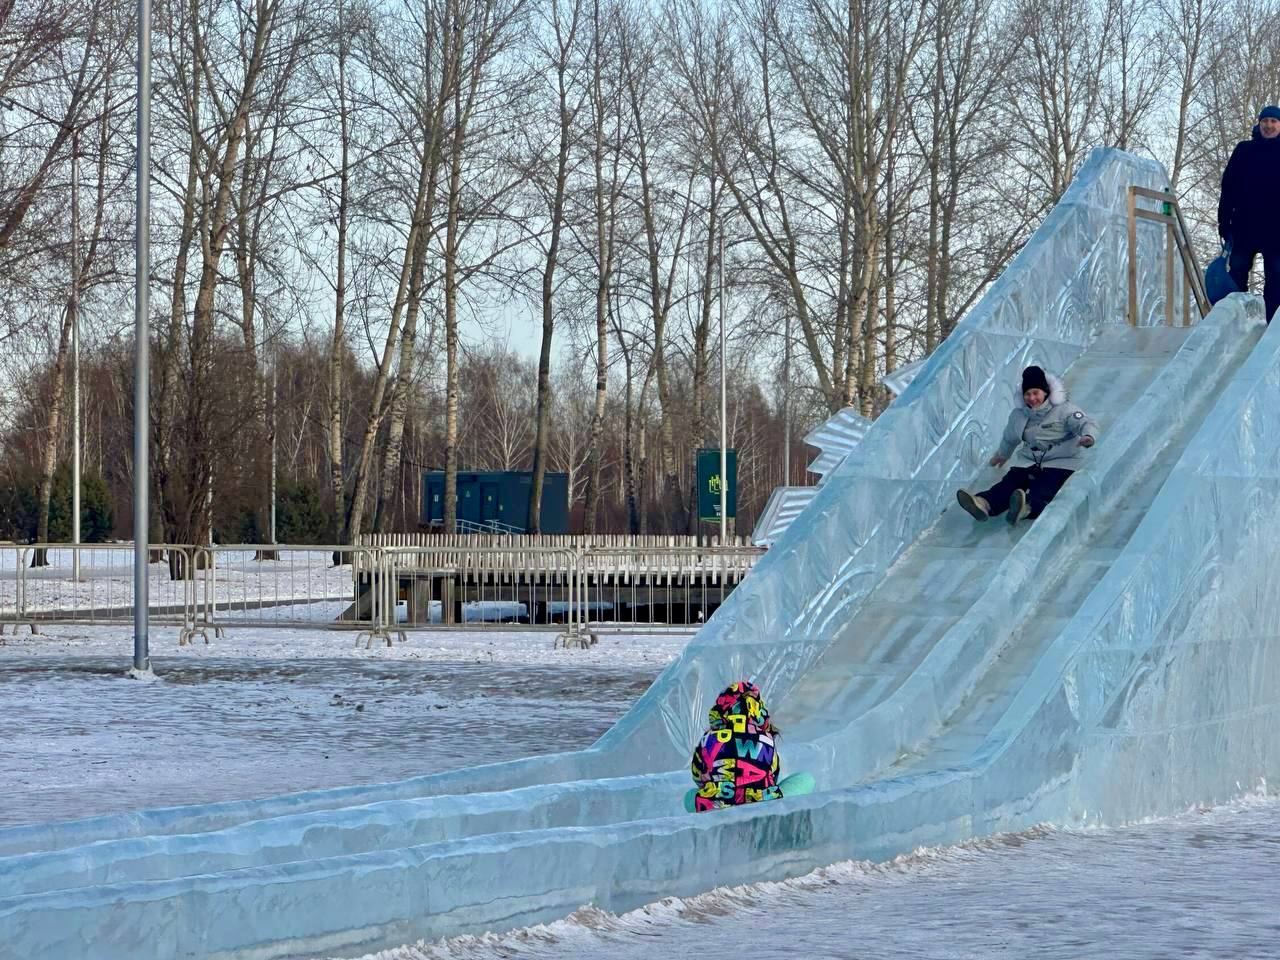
[690,680,782,812]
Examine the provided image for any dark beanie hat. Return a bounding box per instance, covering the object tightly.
[1021,365,1051,395]
[1259,105,1280,121]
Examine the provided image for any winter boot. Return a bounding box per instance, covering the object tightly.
[1007,488,1031,526]
[956,490,991,522]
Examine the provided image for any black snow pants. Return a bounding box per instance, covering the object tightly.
[978,465,1073,520]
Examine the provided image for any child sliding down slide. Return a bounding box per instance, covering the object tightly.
[685,680,814,813]
[956,365,1098,526]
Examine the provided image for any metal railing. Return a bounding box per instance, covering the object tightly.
[452,518,526,535]
[360,532,756,548]
[1127,185,1211,327]
[188,545,380,646]
[0,541,766,649]
[0,544,200,638]
[569,545,761,639]
[374,545,580,646]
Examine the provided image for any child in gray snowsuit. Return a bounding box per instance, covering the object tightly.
[956,365,1098,525]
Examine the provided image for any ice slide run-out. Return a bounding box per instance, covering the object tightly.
[4,147,1280,959]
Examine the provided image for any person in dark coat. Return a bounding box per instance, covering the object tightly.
[956,366,1098,526]
[1218,105,1280,322]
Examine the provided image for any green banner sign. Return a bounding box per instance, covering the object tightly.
[696,448,737,522]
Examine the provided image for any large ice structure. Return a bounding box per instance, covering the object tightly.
[2,147,1278,959]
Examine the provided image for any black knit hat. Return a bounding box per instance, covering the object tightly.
[1021,365,1050,395]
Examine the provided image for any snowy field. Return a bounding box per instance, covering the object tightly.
[0,624,690,826]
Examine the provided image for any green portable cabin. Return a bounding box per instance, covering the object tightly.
[420,470,570,534]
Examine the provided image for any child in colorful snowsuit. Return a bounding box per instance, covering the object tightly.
[690,680,783,812]
[956,365,1098,525]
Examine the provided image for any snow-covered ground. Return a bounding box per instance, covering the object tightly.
[0,621,692,665]
[332,794,1280,960]
[0,624,691,827]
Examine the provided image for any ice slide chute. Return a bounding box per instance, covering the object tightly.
[2,148,1278,959]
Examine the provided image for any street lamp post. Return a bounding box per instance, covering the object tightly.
[718,229,727,545]
[782,309,791,486]
[71,137,81,583]
[270,355,277,545]
[132,0,151,675]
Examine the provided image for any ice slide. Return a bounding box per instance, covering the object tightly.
[5,147,1280,959]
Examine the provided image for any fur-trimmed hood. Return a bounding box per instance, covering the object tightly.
[1032,371,1067,408]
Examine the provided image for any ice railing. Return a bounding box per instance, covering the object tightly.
[598,147,1180,768]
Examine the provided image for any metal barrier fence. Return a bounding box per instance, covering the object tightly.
[0,542,766,647]
[188,545,379,646]
[572,546,762,634]
[375,545,581,646]
[361,532,756,548]
[0,544,201,638]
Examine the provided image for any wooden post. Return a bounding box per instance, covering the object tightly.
[1166,222,1176,328]
[1171,199,1209,319]
[1127,187,1138,326]
[1184,267,1190,327]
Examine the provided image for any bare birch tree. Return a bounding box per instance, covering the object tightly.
[912,0,1023,349]
[230,10,311,556]
[579,0,626,532]
[435,0,531,532]
[524,0,584,533]
[28,0,123,565]
[150,0,300,571]
[344,0,458,544]
[1160,0,1222,189]
[619,2,695,530]
[1007,0,1114,206]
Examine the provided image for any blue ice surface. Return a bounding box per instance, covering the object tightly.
[2,147,1279,959]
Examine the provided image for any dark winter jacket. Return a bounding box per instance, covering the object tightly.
[1218,126,1280,248]
[690,680,782,811]
[996,372,1099,472]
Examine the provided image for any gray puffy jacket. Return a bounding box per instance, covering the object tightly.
[996,372,1099,471]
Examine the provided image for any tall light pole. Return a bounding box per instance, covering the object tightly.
[782,309,791,486]
[132,0,151,675]
[718,228,727,545]
[270,354,277,545]
[71,137,81,583]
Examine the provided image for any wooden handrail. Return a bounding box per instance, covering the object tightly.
[1127,185,1211,326]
